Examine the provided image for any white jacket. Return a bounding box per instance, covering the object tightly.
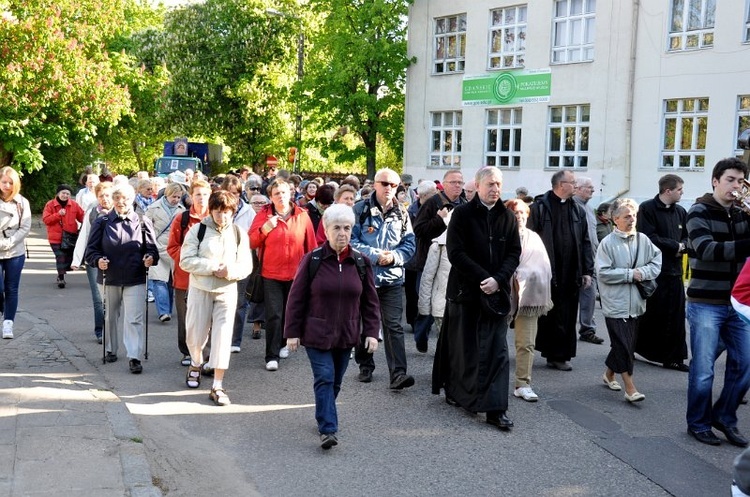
[145,198,185,281]
[233,200,255,232]
[418,231,450,318]
[0,195,30,260]
[180,217,252,293]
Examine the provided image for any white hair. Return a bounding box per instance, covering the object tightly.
[323,203,355,229]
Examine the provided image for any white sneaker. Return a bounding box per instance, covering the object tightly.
[230,346,241,353]
[514,386,539,402]
[279,346,290,359]
[266,360,279,371]
[2,320,12,339]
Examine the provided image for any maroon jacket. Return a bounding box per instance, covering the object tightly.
[284,243,380,350]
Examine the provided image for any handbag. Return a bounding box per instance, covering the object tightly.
[480,286,511,317]
[60,230,79,250]
[631,235,657,299]
[245,249,264,304]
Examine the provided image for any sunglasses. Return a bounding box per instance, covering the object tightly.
[377,181,398,189]
[247,186,260,191]
[251,201,267,206]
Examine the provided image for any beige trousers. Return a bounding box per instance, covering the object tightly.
[514,314,538,388]
[186,287,237,370]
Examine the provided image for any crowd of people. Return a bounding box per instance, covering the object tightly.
[6,157,750,456]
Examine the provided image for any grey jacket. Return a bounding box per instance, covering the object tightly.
[0,196,31,260]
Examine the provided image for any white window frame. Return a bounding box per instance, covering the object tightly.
[745,1,750,43]
[546,104,590,169]
[661,97,709,170]
[736,95,750,155]
[433,14,466,75]
[668,0,715,51]
[551,0,596,64]
[485,108,523,168]
[430,111,462,168]
[488,5,528,70]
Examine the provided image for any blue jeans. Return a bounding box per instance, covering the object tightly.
[0,255,24,321]
[306,347,351,435]
[151,279,174,317]
[85,265,104,336]
[686,302,750,431]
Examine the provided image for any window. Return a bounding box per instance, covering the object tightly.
[661,98,709,169]
[737,95,750,154]
[430,111,462,168]
[434,14,466,74]
[547,104,590,168]
[668,0,715,51]
[485,108,523,168]
[745,2,750,42]
[551,0,596,64]
[488,5,527,69]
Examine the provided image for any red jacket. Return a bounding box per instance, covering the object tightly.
[42,198,84,244]
[249,203,316,281]
[166,207,208,290]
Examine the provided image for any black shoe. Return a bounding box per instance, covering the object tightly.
[357,369,373,383]
[320,433,338,450]
[688,428,721,446]
[56,277,66,289]
[389,374,415,390]
[547,360,573,371]
[129,359,143,374]
[202,364,214,377]
[445,395,460,407]
[742,397,748,405]
[712,422,749,447]
[663,362,690,372]
[104,352,118,363]
[579,333,604,344]
[251,329,262,340]
[415,338,428,353]
[486,412,514,430]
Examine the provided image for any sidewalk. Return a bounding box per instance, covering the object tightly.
[0,308,161,496]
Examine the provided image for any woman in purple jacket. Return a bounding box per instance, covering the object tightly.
[284,204,380,450]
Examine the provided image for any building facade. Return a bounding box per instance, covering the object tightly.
[403,0,750,204]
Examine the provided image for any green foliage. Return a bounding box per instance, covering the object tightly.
[302,0,414,178]
[161,0,300,167]
[0,0,132,172]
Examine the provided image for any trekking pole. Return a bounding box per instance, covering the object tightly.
[144,273,149,360]
[101,268,107,365]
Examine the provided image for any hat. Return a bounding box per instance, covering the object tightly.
[56,184,73,195]
[401,173,413,184]
[168,171,188,186]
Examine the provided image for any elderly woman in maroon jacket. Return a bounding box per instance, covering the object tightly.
[284,204,380,450]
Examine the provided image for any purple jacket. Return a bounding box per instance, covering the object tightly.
[284,243,380,350]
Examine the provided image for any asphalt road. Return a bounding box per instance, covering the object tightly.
[20,223,746,497]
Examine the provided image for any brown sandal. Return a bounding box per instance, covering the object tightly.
[186,364,201,388]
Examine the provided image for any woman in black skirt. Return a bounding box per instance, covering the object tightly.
[595,198,662,402]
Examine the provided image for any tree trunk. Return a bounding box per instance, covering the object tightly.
[0,144,13,168]
[363,122,377,179]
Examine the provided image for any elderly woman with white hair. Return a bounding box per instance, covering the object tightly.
[85,183,159,374]
[596,198,661,403]
[284,204,381,449]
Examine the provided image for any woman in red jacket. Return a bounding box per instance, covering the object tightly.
[249,178,316,372]
[42,184,84,288]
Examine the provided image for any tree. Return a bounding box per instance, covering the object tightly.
[0,0,131,172]
[302,0,414,178]
[160,0,300,167]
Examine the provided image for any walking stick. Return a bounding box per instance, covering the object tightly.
[144,273,149,360]
[101,269,107,365]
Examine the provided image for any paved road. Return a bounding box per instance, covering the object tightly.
[18,224,748,496]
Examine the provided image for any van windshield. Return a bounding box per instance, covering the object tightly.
[155,157,201,176]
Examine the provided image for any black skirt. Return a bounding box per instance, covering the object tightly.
[605,316,639,375]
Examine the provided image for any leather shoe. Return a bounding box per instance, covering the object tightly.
[389,374,415,390]
[687,428,721,446]
[547,360,573,371]
[104,352,118,363]
[129,359,143,374]
[445,395,460,407]
[415,338,428,353]
[357,369,373,383]
[712,421,749,447]
[486,412,513,430]
[580,333,604,344]
[663,362,690,372]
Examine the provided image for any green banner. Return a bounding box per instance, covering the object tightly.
[462,69,551,106]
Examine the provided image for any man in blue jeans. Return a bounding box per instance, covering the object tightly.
[351,168,416,389]
[686,157,750,447]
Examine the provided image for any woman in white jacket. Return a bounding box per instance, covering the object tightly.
[596,198,661,403]
[145,183,186,322]
[180,191,252,406]
[418,231,450,332]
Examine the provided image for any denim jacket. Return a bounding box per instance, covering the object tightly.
[351,197,416,288]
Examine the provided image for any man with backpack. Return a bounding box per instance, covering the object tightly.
[351,168,416,389]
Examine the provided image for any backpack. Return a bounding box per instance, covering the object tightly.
[357,198,409,239]
[308,246,367,283]
[179,210,191,244]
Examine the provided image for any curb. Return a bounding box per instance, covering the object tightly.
[18,310,163,497]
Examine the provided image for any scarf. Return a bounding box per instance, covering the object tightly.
[510,228,554,318]
[135,193,154,213]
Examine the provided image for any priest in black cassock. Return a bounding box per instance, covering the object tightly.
[528,170,594,371]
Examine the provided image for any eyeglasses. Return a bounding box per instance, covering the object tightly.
[561,180,577,186]
[445,181,464,186]
[377,181,398,188]
[251,201,268,206]
[247,186,260,191]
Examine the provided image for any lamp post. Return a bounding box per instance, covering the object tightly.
[267,9,303,173]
